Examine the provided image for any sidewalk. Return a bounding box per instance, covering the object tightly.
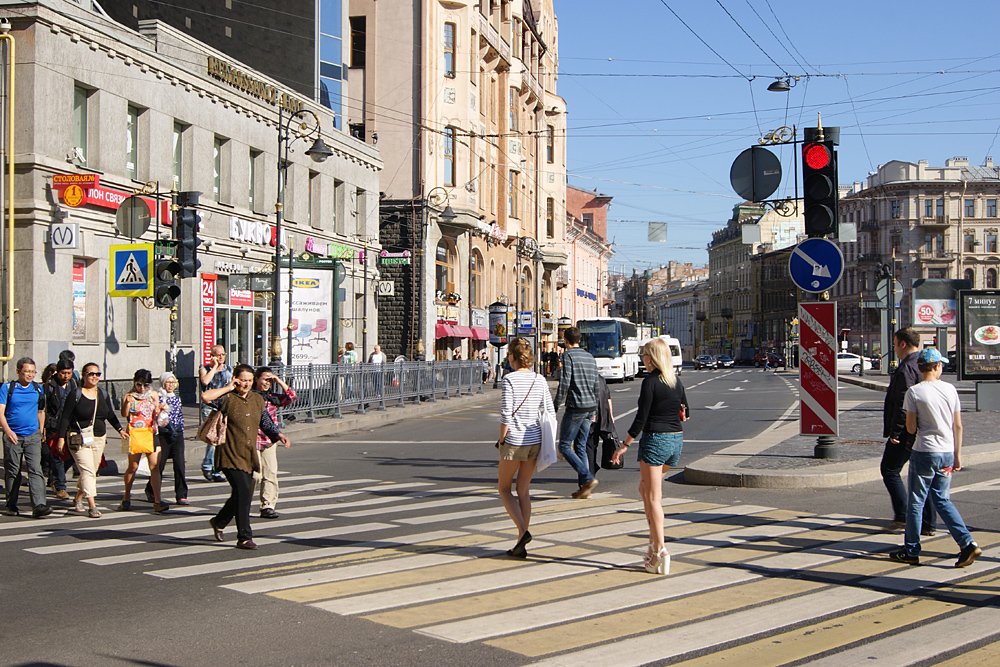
[684,371,1000,489]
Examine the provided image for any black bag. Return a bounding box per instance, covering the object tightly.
[600,431,624,470]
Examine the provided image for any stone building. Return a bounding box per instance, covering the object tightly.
[561,185,613,326]
[346,0,568,361]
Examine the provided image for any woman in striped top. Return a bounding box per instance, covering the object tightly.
[497,337,554,558]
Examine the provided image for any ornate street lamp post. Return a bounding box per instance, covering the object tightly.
[269,108,333,366]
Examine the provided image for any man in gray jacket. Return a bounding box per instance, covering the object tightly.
[554,328,600,498]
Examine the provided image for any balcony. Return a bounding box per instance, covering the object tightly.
[554,268,570,289]
[918,215,949,226]
[538,242,568,268]
[916,248,953,262]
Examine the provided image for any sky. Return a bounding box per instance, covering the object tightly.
[554,0,1000,273]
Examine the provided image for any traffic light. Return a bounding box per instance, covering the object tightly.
[154,259,182,308]
[174,190,202,278]
[802,141,838,237]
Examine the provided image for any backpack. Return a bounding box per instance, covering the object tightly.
[4,380,44,416]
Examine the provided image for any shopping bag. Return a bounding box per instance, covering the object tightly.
[536,407,558,473]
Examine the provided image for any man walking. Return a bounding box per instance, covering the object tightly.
[881,327,935,533]
[44,358,77,500]
[199,344,231,482]
[890,347,980,567]
[1,357,51,518]
[553,327,600,499]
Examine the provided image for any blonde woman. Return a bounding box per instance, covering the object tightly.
[611,338,689,575]
[497,338,554,558]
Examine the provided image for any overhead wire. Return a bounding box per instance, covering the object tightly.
[714,0,787,75]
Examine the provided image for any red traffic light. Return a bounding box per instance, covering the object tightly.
[803,143,831,170]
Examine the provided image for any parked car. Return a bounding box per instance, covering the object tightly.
[716,354,735,368]
[694,354,717,370]
[836,352,873,374]
[755,351,784,368]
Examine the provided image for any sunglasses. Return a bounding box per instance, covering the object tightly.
[136,382,151,387]
[86,372,102,377]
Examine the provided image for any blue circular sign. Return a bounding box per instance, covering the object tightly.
[788,238,845,293]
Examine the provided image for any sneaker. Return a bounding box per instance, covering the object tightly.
[1,506,19,517]
[176,498,191,506]
[260,508,279,519]
[118,498,131,511]
[144,489,154,503]
[211,473,226,483]
[576,478,599,500]
[54,489,69,501]
[889,549,919,565]
[32,504,53,519]
[956,542,982,568]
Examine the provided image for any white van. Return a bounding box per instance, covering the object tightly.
[637,336,683,376]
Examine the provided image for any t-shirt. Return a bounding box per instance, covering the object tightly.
[903,380,961,453]
[0,382,44,436]
[500,371,554,446]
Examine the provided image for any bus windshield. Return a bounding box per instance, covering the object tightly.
[579,321,620,359]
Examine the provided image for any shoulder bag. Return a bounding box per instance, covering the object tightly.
[68,393,99,452]
[197,408,227,446]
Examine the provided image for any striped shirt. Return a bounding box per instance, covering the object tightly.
[500,371,554,446]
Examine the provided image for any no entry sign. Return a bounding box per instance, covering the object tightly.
[799,302,839,436]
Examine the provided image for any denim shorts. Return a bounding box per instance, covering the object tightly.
[638,431,683,467]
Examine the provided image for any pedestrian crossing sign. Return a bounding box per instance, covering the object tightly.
[109,243,153,297]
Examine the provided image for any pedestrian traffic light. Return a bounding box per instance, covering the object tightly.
[174,191,202,279]
[154,259,182,308]
[802,141,838,237]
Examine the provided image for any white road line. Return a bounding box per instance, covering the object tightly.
[456,499,646,532]
[312,551,637,616]
[335,495,497,519]
[81,522,395,566]
[146,529,466,579]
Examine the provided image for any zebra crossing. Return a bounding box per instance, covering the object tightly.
[7,472,1000,664]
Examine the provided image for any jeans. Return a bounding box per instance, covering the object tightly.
[214,468,254,542]
[880,438,935,530]
[145,428,188,501]
[200,405,217,474]
[558,409,595,487]
[3,430,45,510]
[904,450,974,556]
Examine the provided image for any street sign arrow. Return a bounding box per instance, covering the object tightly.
[728,387,745,391]
[705,401,728,410]
[789,238,844,293]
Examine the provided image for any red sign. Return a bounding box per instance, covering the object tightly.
[799,302,839,436]
[229,288,253,308]
[201,276,216,367]
[53,174,99,186]
[53,174,171,223]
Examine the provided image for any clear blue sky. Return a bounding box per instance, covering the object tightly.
[555,0,1000,272]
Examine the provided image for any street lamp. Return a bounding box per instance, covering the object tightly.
[269,107,333,365]
[415,187,456,360]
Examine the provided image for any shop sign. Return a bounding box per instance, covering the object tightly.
[576,288,597,301]
[957,290,1000,381]
[229,216,282,247]
[201,276,217,366]
[207,56,304,114]
[279,268,333,365]
[471,307,488,329]
[214,261,256,274]
[53,174,170,221]
[378,249,412,265]
[229,288,253,307]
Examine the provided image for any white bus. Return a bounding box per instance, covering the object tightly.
[637,335,683,376]
[576,317,640,382]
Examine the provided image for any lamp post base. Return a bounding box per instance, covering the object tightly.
[269,335,283,366]
[814,435,837,459]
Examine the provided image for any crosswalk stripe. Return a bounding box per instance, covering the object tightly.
[334,494,498,518]
[145,529,466,579]
[311,550,637,615]
[395,493,610,526]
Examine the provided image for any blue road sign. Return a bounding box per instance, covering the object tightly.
[109,243,153,297]
[788,238,844,293]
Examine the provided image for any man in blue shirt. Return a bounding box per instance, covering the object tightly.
[1,357,50,518]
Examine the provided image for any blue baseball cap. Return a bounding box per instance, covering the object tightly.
[919,347,943,364]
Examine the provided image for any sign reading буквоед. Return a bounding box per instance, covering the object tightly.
[109,243,153,297]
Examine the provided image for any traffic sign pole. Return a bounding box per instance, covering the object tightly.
[799,302,839,458]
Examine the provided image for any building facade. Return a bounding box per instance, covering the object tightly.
[562,185,612,325]
[347,0,568,361]
[0,1,379,385]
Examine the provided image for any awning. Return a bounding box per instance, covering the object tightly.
[435,323,456,338]
[470,327,490,340]
[451,325,474,338]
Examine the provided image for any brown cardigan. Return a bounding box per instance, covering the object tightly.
[214,391,280,474]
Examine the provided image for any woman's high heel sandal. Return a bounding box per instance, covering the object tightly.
[645,547,670,575]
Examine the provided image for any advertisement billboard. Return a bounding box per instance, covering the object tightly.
[957,290,1000,381]
[912,279,970,327]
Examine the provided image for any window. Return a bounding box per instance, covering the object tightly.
[213,136,224,201]
[479,67,487,116]
[507,170,517,217]
[890,200,900,219]
[936,198,945,217]
[546,125,554,164]
[988,268,998,289]
[443,22,456,77]
[436,240,455,294]
[965,199,975,217]
[964,268,975,285]
[470,30,477,82]
[308,171,320,228]
[126,297,138,342]
[126,105,139,179]
[508,88,518,132]
[924,233,933,253]
[989,199,998,217]
[349,16,366,68]
[470,252,483,306]
[965,231,977,252]
[172,122,186,191]
[987,231,998,253]
[72,85,89,165]
[924,199,933,217]
[443,127,456,186]
[355,187,367,237]
[519,267,531,310]
[248,149,261,211]
[582,212,593,230]
[546,197,554,238]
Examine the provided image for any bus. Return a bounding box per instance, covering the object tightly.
[576,317,641,382]
[637,335,683,376]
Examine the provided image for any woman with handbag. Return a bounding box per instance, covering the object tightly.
[143,372,188,505]
[610,338,689,576]
[56,363,127,518]
[119,369,168,513]
[497,337,554,559]
[201,364,290,550]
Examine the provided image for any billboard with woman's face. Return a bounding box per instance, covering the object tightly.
[958,290,1000,380]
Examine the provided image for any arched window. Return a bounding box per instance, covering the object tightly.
[542,273,552,311]
[988,268,998,289]
[489,259,496,301]
[435,240,456,295]
[470,251,483,307]
[500,264,508,302]
[520,266,532,310]
[964,268,975,286]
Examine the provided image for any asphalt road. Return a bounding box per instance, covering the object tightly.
[3,367,999,666]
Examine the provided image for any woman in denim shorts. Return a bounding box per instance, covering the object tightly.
[611,338,688,575]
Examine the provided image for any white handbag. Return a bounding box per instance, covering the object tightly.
[536,390,558,472]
